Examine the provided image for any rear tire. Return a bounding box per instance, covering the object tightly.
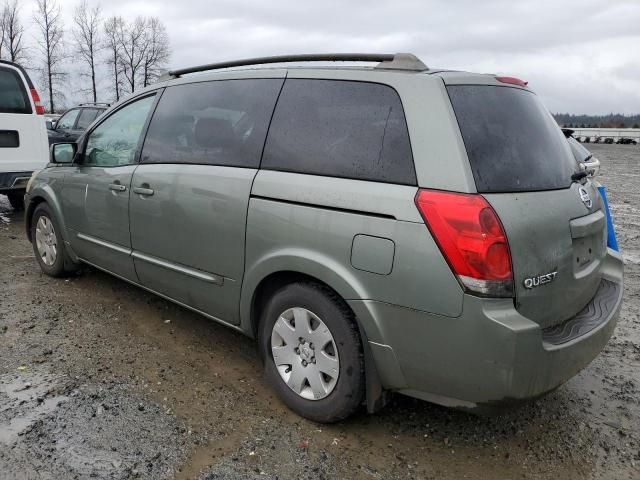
[31,203,69,277]
[7,192,24,211]
[259,282,365,422]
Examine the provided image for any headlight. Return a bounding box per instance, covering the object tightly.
[26,170,41,193]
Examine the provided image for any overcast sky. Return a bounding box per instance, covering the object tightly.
[20,0,640,114]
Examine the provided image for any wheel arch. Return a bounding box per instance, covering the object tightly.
[25,186,74,257]
[240,249,369,337]
[25,194,48,242]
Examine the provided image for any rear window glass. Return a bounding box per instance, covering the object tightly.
[141,78,283,168]
[0,67,31,114]
[447,85,576,193]
[262,79,416,185]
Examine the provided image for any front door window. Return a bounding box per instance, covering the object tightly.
[84,95,155,167]
[56,109,80,130]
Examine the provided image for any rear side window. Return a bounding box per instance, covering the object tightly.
[567,136,591,163]
[262,79,416,185]
[0,67,31,114]
[76,108,100,129]
[141,78,283,168]
[447,85,576,193]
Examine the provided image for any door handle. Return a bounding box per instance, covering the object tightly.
[133,186,154,196]
[109,183,127,192]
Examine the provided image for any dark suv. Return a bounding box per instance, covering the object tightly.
[46,103,108,145]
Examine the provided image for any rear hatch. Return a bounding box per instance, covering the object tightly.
[0,63,47,175]
[446,82,606,328]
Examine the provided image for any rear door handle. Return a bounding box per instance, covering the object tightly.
[109,183,126,192]
[133,187,154,196]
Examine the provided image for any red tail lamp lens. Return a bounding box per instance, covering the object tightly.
[30,88,45,115]
[415,189,513,297]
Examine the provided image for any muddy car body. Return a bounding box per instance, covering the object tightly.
[24,53,624,422]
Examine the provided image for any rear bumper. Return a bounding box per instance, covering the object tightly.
[0,171,33,192]
[348,249,624,410]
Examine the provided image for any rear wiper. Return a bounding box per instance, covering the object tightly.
[571,170,588,182]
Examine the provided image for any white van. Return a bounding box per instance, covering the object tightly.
[0,60,49,210]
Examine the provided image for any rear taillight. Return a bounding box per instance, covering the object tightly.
[30,88,45,115]
[415,189,513,297]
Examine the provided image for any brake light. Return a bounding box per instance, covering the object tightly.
[30,88,45,115]
[496,76,528,87]
[415,189,513,297]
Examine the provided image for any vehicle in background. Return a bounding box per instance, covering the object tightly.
[25,53,624,422]
[0,60,49,211]
[46,103,109,145]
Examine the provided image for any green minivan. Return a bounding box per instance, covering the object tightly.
[25,53,623,422]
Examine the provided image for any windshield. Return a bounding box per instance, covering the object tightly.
[447,85,577,193]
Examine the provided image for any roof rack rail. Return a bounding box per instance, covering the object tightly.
[79,102,110,107]
[164,53,427,79]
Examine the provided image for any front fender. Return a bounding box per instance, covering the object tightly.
[26,174,72,252]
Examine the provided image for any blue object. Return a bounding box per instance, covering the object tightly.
[598,185,619,251]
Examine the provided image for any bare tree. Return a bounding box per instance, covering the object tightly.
[34,0,66,113]
[104,15,124,101]
[118,16,147,94]
[141,17,170,87]
[0,5,7,58]
[73,0,101,102]
[2,0,26,62]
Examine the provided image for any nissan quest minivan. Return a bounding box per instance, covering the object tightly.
[24,53,624,422]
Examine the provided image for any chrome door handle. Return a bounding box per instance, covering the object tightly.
[109,183,126,192]
[133,187,154,196]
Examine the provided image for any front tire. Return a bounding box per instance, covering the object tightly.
[31,203,69,277]
[7,192,24,211]
[259,282,365,422]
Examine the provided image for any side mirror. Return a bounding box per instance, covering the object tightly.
[51,143,76,164]
[46,120,54,130]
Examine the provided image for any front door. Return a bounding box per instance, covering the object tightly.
[48,108,80,144]
[62,94,157,281]
[128,77,284,323]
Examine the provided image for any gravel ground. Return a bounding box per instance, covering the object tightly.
[0,143,638,480]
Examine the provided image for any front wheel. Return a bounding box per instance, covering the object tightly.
[259,282,365,422]
[31,203,71,277]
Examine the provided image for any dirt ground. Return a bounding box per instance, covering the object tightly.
[0,143,638,480]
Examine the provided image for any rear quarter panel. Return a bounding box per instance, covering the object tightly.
[240,171,464,338]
